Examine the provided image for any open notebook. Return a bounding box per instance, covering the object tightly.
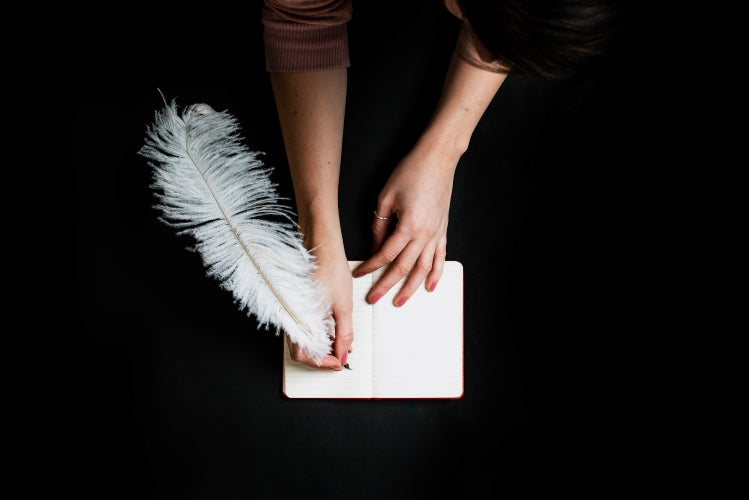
[282,261,464,399]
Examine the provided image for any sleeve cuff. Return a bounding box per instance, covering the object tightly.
[263,22,350,72]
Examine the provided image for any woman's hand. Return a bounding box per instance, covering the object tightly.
[269,68,352,370]
[353,50,506,305]
[353,139,459,307]
[286,224,353,370]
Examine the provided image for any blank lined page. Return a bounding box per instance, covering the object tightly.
[282,267,373,398]
[370,261,464,398]
[282,261,463,399]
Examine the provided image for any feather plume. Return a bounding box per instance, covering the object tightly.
[139,97,334,363]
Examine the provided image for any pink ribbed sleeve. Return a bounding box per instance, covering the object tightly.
[262,0,353,72]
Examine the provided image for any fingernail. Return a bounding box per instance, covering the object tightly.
[369,293,382,304]
[395,297,407,307]
[341,351,348,365]
[353,271,363,278]
[428,281,437,292]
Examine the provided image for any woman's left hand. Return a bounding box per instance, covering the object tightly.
[353,44,507,305]
[353,140,460,307]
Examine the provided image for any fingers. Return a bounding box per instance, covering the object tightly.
[425,235,447,292]
[286,285,355,370]
[391,245,436,307]
[353,228,410,279]
[287,333,342,370]
[364,239,424,306]
[355,200,449,307]
[359,231,447,306]
[365,239,421,304]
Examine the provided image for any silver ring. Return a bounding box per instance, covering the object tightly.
[373,210,390,221]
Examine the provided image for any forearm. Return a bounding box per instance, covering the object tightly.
[270,69,352,366]
[416,50,507,166]
[269,69,347,240]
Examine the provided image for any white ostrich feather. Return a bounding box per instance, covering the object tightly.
[139,98,333,363]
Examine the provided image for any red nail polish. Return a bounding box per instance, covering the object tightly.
[369,293,382,304]
[395,297,407,307]
[429,281,437,292]
[353,271,363,278]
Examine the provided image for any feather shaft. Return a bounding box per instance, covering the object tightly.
[139,98,333,363]
[179,131,314,340]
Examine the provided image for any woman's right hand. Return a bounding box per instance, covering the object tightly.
[269,68,351,369]
[286,224,354,370]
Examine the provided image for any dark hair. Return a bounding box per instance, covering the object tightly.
[457,0,625,79]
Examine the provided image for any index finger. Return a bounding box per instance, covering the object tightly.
[352,229,411,277]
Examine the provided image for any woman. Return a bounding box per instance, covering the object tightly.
[262,0,624,369]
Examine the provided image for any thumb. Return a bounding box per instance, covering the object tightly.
[332,308,354,364]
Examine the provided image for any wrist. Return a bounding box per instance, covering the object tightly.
[296,197,343,249]
[414,126,467,169]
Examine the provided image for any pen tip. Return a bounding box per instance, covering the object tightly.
[343,363,351,370]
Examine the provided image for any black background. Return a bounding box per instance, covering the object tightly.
[26,1,674,497]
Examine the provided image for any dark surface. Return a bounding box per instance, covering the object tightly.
[34,2,673,497]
